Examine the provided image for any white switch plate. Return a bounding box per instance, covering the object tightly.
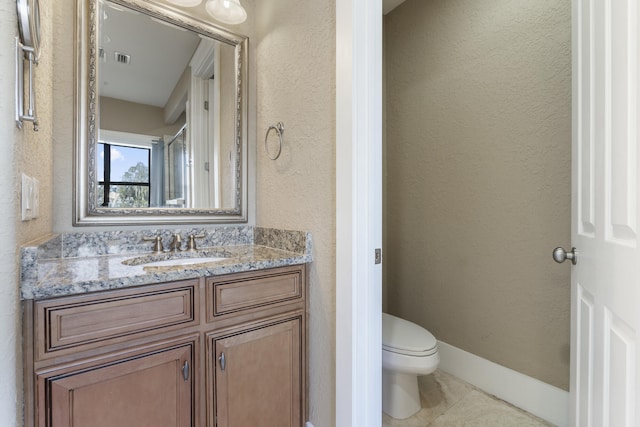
[32,177,39,218]
[21,173,33,221]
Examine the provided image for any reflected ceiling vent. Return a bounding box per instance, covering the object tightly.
[114,52,131,65]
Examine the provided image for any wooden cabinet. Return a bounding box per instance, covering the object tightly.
[212,318,302,427]
[38,340,195,427]
[23,265,307,427]
[205,267,306,427]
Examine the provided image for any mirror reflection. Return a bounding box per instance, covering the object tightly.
[75,0,248,224]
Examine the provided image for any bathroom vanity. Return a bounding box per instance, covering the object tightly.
[18,0,316,423]
[21,227,311,427]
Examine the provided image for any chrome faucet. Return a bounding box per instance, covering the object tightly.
[169,234,183,252]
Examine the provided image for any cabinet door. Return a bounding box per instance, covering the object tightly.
[42,344,193,427]
[214,318,301,427]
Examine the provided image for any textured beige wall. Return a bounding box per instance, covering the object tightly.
[255,1,336,425]
[0,0,55,424]
[385,0,571,390]
[51,0,75,232]
[14,3,55,245]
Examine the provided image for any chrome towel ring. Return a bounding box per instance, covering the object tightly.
[264,122,285,160]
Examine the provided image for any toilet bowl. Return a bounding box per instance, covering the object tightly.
[382,313,440,419]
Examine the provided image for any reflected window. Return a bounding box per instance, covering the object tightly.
[98,143,151,208]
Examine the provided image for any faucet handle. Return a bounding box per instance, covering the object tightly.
[143,236,164,253]
[187,234,206,251]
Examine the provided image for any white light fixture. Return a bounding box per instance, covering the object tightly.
[205,0,246,24]
[165,0,202,7]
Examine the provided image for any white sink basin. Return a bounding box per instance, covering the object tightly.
[142,256,227,267]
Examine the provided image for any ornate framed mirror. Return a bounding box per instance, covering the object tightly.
[74,0,248,225]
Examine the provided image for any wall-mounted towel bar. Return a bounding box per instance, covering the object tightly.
[15,0,41,131]
[16,38,38,131]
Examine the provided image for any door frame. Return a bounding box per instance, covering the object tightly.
[336,0,383,425]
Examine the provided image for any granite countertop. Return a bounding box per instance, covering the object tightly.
[21,227,312,300]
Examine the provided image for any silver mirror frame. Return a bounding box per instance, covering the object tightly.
[74,0,248,225]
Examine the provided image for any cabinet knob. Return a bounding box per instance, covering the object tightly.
[182,360,189,381]
[219,352,226,371]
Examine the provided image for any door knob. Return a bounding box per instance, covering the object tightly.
[553,247,577,265]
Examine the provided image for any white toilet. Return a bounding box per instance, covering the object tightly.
[382,313,440,419]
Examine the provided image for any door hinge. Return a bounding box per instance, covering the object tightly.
[375,248,382,264]
[204,101,209,111]
[204,161,210,172]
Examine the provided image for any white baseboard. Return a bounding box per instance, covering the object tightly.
[437,341,569,427]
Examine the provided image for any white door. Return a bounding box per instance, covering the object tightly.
[570,0,640,426]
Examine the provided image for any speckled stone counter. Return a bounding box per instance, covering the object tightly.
[21,226,312,300]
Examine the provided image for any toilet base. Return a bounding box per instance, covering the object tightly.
[382,370,421,419]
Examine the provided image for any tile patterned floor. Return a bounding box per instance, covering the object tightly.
[382,370,554,427]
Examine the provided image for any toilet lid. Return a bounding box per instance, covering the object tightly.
[382,313,438,356]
